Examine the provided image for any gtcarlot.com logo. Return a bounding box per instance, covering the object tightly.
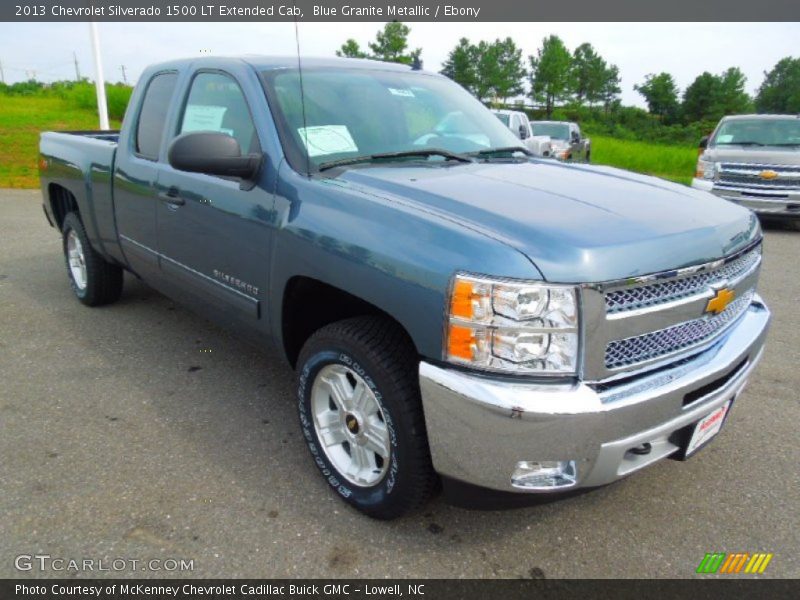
[696,552,773,574]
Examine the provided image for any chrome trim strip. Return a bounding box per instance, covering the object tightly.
[585,238,762,292]
[714,184,800,194]
[119,234,258,302]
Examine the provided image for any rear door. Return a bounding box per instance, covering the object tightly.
[113,71,180,279]
[155,69,274,327]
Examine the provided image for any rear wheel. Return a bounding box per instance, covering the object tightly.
[296,316,436,519]
[62,212,123,306]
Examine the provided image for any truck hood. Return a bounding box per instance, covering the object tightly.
[703,145,800,166]
[337,160,759,283]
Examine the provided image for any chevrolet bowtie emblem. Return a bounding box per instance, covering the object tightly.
[706,288,735,315]
[759,169,779,180]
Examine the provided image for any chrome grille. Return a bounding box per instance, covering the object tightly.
[717,163,800,191]
[605,246,760,314]
[604,289,754,369]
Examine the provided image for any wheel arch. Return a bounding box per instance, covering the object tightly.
[280,276,419,369]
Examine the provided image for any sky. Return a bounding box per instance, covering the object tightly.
[0,22,798,107]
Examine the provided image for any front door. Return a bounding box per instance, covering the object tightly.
[156,70,274,327]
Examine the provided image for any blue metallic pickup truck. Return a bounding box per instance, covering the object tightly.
[40,56,771,519]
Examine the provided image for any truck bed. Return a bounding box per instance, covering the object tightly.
[39,130,122,264]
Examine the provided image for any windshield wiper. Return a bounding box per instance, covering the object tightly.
[318,148,472,171]
[771,142,800,147]
[469,146,534,158]
[716,141,765,146]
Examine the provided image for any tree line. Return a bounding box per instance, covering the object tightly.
[337,23,800,125]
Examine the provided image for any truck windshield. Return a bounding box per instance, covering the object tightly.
[712,118,800,147]
[263,67,520,171]
[495,113,510,126]
[531,123,570,140]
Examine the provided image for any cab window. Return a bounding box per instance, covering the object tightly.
[135,72,178,160]
[179,72,258,153]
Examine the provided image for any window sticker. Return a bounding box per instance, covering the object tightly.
[298,125,359,157]
[182,104,228,133]
[717,134,733,143]
[388,88,415,98]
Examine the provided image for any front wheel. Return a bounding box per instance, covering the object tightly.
[296,316,436,519]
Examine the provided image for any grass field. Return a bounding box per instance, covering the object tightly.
[0,96,121,188]
[0,96,696,189]
[588,134,696,185]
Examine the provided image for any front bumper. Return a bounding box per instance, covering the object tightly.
[419,295,770,494]
[692,178,800,218]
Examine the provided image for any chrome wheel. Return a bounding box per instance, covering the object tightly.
[66,229,87,291]
[310,364,391,487]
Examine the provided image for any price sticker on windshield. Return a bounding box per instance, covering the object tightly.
[298,125,359,157]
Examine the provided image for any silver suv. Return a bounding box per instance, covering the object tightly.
[692,114,800,229]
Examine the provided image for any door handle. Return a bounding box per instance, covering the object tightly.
[158,186,185,206]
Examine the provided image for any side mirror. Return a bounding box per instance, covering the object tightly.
[571,131,580,142]
[519,125,528,139]
[698,135,710,157]
[168,131,260,180]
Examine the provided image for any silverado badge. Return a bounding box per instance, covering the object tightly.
[706,288,735,315]
[758,169,779,180]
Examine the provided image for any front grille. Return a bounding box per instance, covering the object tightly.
[605,245,760,314]
[717,163,800,191]
[604,289,754,369]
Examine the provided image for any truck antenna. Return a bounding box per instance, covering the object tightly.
[293,6,310,177]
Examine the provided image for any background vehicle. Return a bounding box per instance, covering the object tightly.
[530,120,591,162]
[492,109,552,157]
[693,114,800,229]
[40,56,769,519]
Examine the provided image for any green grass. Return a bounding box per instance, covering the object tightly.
[0,95,121,188]
[589,134,697,185]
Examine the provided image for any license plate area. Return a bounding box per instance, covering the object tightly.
[669,399,733,460]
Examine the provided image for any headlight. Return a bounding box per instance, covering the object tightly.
[445,274,579,375]
[696,158,716,180]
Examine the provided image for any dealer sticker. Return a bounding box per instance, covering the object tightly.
[686,400,731,456]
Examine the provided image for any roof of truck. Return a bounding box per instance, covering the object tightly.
[143,55,437,75]
[721,114,800,121]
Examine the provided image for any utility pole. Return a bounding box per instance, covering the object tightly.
[89,22,110,130]
[73,52,81,81]
[119,64,127,85]
[0,59,5,84]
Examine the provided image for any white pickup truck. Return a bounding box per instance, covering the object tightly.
[492,109,553,158]
[692,114,800,230]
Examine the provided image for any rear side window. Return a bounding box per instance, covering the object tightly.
[179,72,258,154]
[135,72,178,160]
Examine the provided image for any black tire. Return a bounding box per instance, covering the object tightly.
[62,212,123,306]
[296,316,436,519]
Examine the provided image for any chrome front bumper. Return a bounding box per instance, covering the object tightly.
[419,296,771,494]
[693,178,800,218]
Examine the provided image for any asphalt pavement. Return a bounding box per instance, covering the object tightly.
[1,189,798,578]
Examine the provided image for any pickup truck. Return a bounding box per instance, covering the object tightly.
[693,114,800,230]
[530,120,591,162]
[491,109,553,157]
[40,56,770,519]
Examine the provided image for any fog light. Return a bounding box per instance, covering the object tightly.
[511,460,577,490]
